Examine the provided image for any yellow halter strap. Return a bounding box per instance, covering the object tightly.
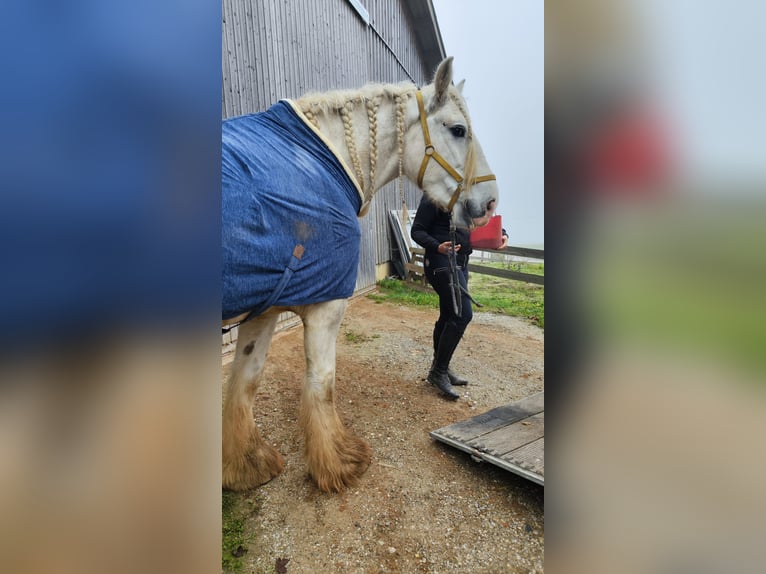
[415,90,496,212]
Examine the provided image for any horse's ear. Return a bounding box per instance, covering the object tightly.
[432,57,453,108]
[456,79,465,94]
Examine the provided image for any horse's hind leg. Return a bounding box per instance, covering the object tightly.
[298,299,372,492]
[222,311,284,490]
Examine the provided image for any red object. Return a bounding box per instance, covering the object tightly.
[470,215,503,249]
[583,106,671,195]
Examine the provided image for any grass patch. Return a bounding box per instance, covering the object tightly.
[222,490,258,572]
[344,329,379,344]
[371,263,544,328]
[368,278,440,308]
[470,269,545,328]
[493,260,545,276]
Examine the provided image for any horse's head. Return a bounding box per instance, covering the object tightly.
[403,57,498,228]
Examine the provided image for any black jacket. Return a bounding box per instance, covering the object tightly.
[410,196,472,266]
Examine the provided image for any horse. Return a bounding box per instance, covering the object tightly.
[222,57,498,492]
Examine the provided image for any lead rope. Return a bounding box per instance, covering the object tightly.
[447,212,484,317]
[447,214,463,317]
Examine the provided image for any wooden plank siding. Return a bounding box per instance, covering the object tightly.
[222,0,444,340]
[430,392,545,485]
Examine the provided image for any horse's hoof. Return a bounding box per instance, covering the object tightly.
[223,443,285,491]
[310,433,372,493]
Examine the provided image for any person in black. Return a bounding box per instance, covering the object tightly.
[411,195,475,400]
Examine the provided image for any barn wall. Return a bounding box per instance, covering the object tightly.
[222,0,443,296]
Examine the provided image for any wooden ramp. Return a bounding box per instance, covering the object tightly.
[430,392,544,485]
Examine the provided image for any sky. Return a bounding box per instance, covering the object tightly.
[431,0,544,246]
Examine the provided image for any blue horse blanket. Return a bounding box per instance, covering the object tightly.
[222,101,362,321]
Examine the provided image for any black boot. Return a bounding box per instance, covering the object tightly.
[428,321,465,400]
[427,366,460,400]
[429,360,468,386]
[447,368,468,386]
[432,321,468,386]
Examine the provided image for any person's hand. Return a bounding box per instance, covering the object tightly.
[438,241,460,255]
[500,234,509,249]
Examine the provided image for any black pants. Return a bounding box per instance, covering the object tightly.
[425,254,473,341]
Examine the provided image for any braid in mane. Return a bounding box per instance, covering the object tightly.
[302,106,321,130]
[394,93,407,202]
[340,101,365,193]
[366,97,379,200]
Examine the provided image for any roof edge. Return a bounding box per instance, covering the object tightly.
[402,0,447,77]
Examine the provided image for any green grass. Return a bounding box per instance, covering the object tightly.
[370,261,544,328]
[344,329,380,344]
[368,279,440,308]
[469,264,545,328]
[222,490,258,572]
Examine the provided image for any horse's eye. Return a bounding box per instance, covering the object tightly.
[449,125,466,138]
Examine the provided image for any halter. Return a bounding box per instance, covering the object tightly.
[415,90,496,213]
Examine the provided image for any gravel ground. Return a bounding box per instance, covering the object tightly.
[222,295,544,573]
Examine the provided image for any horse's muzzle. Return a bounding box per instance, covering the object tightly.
[466,198,497,224]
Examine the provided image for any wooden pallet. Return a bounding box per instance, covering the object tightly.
[430,392,544,485]
[405,247,427,287]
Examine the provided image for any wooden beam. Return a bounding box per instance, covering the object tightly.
[467,264,544,285]
[478,246,544,260]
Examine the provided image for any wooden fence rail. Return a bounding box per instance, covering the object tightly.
[492,246,545,260]
[469,246,544,285]
[407,246,544,286]
[467,263,544,285]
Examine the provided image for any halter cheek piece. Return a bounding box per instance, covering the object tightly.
[414,91,494,316]
[415,91,496,213]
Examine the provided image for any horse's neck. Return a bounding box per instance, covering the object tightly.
[297,86,412,202]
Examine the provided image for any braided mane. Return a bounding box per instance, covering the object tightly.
[296,82,476,202]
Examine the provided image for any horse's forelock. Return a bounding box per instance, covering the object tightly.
[448,90,473,138]
[446,90,477,194]
[462,139,478,196]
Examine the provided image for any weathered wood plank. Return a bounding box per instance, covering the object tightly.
[476,448,544,485]
[430,431,544,486]
[468,412,544,456]
[433,392,544,443]
[476,246,545,260]
[504,437,544,477]
[430,392,544,485]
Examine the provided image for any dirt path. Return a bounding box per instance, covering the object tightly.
[223,295,544,573]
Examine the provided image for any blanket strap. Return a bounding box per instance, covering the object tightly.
[222,244,305,335]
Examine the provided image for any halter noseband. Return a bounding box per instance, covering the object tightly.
[415,90,496,213]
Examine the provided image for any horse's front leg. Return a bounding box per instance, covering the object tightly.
[298,299,372,492]
[222,311,284,490]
